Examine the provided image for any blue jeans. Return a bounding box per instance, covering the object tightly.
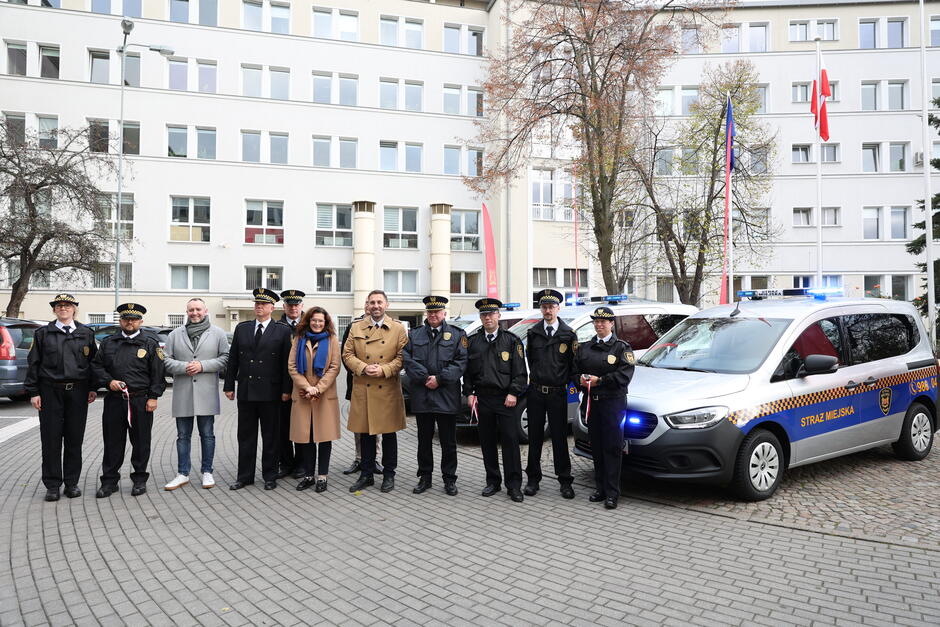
[176,416,215,475]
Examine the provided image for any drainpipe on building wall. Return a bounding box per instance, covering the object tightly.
[351,200,376,311]
[919,0,936,345]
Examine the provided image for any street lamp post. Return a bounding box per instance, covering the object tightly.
[113,19,174,313]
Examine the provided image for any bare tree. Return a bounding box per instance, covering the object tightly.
[470,0,729,294]
[0,121,121,317]
[628,60,777,304]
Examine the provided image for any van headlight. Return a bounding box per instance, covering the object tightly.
[663,406,729,429]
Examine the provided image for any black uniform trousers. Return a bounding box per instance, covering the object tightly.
[236,400,280,483]
[278,398,296,472]
[525,388,572,487]
[360,432,397,478]
[100,392,153,487]
[38,382,89,490]
[415,413,457,482]
[587,396,626,500]
[297,441,332,476]
[476,393,522,490]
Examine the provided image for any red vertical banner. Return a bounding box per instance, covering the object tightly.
[481,202,499,298]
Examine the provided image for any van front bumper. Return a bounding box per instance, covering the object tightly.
[574,418,744,486]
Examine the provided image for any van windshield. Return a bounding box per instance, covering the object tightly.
[639,317,792,374]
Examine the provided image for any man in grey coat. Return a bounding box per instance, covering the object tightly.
[162,298,229,490]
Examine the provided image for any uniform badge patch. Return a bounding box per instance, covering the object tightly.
[572,341,578,352]
[501,351,510,362]
[624,351,636,365]
[156,347,165,361]
[461,336,468,348]
[137,348,147,359]
[607,354,616,365]
[879,387,892,416]
[559,343,567,354]
[516,343,523,357]
[83,345,90,357]
[443,332,452,341]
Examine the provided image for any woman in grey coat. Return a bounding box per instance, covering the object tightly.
[162,298,229,490]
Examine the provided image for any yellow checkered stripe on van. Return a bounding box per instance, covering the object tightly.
[728,366,937,427]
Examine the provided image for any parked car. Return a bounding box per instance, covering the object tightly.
[573,288,939,500]
[0,317,41,400]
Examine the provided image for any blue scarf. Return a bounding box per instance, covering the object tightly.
[295,331,331,377]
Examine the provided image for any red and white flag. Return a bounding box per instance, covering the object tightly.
[810,61,831,141]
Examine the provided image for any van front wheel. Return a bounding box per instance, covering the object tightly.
[732,429,783,501]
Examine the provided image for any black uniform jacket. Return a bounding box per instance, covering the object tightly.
[24,321,98,395]
[340,315,365,402]
[91,331,166,399]
[462,328,528,397]
[403,321,468,415]
[223,319,292,402]
[573,336,636,398]
[526,319,577,387]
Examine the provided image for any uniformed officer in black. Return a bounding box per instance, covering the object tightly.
[463,298,528,502]
[92,303,166,498]
[224,288,293,491]
[573,306,635,509]
[524,289,577,499]
[25,294,98,501]
[403,295,468,496]
[277,288,305,478]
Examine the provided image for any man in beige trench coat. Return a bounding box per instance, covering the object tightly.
[343,289,407,493]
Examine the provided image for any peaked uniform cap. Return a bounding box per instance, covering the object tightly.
[474,298,503,313]
[253,288,280,304]
[117,303,147,319]
[423,295,449,311]
[590,306,615,320]
[280,289,306,304]
[538,289,564,305]
[49,293,79,307]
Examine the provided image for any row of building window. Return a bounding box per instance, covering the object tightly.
[792,205,913,241]
[681,16,940,54]
[13,0,488,56]
[11,261,486,298]
[22,1,940,54]
[656,79,940,117]
[3,113,486,176]
[87,194,484,252]
[4,43,486,118]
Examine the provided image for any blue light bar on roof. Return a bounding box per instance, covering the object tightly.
[502,302,521,310]
[605,294,628,303]
[736,288,844,301]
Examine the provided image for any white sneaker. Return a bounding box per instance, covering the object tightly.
[164,475,189,491]
[202,472,215,489]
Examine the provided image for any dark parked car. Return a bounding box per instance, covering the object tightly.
[87,324,172,349]
[0,317,41,400]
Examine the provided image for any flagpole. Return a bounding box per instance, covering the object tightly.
[814,37,823,288]
[919,0,936,345]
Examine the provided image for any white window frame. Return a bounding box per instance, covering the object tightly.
[169,196,211,243]
[244,199,284,245]
[383,206,419,250]
[244,265,283,291]
[383,269,418,295]
[450,271,480,295]
[315,203,352,247]
[316,267,352,293]
[170,264,209,291]
[793,207,813,227]
[450,209,480,252]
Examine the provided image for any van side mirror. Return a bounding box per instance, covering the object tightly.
[797,354,839,377]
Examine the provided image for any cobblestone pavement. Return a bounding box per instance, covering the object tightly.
[1,390,939,626]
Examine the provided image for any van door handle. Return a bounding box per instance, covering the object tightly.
[845,380,861,390]
[863,377,878,386]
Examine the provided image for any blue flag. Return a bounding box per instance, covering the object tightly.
[725,95,736,170]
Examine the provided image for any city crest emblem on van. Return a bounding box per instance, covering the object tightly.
[879,388,892,416]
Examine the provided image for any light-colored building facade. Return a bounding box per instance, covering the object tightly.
[1,0,938,331]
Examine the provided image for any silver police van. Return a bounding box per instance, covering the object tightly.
[573,289,938,500]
